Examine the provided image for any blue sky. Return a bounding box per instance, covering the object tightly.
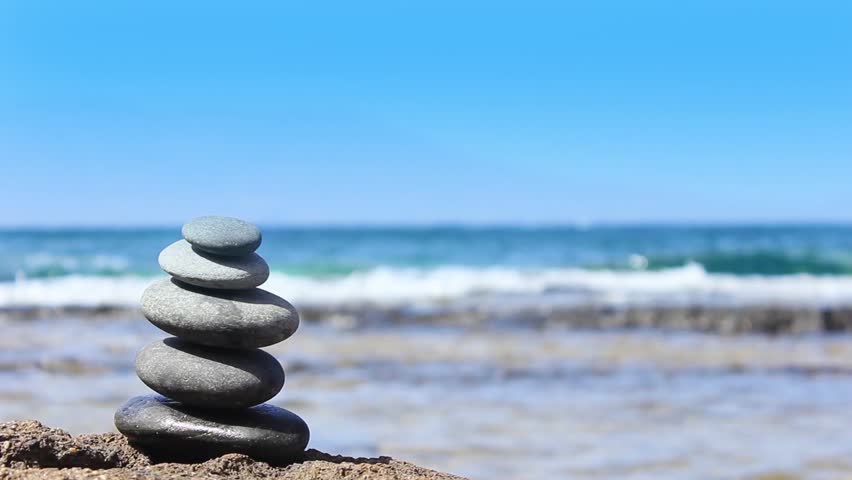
[1,1,850,225]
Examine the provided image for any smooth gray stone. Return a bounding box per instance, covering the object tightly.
[182,216,262,256]
[140,278,299,348]
[115,394,309,464]
[135,338,284,409]
[159,239,269,289]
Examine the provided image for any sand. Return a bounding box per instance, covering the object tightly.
[0,421,466,480]
[6,304,852,334]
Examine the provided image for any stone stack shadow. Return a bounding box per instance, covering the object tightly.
[115,216,309,464]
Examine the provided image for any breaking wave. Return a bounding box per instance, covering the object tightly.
[3,263,852,309]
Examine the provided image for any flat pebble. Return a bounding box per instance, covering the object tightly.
[159,240,269,289]
[114,394,309,464]
[141,278,299,348]
[182,216,262,256]
[135,338,284,409]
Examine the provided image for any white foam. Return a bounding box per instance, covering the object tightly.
[261,262,852,307]
[4,263,852,309]
[0,275,149,308]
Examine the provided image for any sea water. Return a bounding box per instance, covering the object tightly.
[3,225,852,308]
[2,225,852,479]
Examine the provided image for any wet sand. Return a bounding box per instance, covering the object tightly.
[3,310,852,479]
[5,303,852,334]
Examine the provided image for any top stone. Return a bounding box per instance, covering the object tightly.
[182,216,262,256]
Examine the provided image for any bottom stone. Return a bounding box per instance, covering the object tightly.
[114,395,309,464]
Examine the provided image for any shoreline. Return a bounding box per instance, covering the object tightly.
[0,421,465,480]
[3,304,852,335]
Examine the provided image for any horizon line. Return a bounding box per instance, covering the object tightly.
[3,220,852,230]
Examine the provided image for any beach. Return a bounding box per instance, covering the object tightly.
[0,420,465,479]
[3,226,852,478]
[5,0,850,475]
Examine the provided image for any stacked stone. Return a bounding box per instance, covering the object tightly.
[114,216,309,464]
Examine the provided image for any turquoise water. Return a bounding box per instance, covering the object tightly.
[3,225,852,279]
[3,225,852,309]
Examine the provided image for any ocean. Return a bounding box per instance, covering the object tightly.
[4,225,852,309]
[3,225,852,479]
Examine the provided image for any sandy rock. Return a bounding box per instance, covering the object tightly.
[0,421,466,480]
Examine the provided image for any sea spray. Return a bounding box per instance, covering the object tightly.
[4,264,852,310]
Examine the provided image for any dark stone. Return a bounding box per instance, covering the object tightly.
[135,338,284,409]
[114,395,309,464]
[822,308,852,332]
[182,216,262,256]
[140,278,299,348]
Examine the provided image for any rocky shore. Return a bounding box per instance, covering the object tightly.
[300,304,852,334]
[0,421,465,480]
[4,303,852,334]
